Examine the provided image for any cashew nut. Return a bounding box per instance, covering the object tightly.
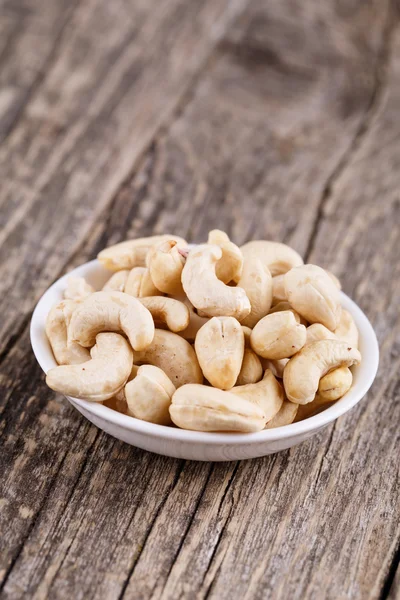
[230,370,284,423]
[195,317,244,390]
[241,326,252,346]
[334,309,359,348]
[283,340,361,404]
[251,311,307,359]
[131,329,202,387]
[236,255,272,328]
[68,291,154,350]
[266,401,298,428]
[260,358,289,379]
[124,267,160,298]
[170,384,266,432]
[207,230,243,283]
[318,366,353,401]
[327,270,341,289]
[103,394,128,414]
[46,300,90,365]
[46,333,133,401]
[178,297,209,341]
[138,296,189,333]
[306,323,337,345]
[240,240,303,277]
[284,264,341,331]
[272,274,287,305]
[125,365,175,425]
[181,244,251,320]
[295,395,333,421]
[102,270,130,292]
[236,349,263,386]
[98,234,186,271]
[64,276,94,301]
[147,239,187,295]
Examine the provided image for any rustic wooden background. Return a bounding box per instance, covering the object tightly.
[0,0,399,598]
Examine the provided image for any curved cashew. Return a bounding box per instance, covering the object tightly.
[147,240,187,295]
[103,394,128,414]
[318,366,352,401]
[284,264,341,331]
[295,394,333,421]
[236,349,263,386]
[251,311,307,359]
[306,323,337,345]
[327,270,341,289]
[231,370,284,423]
[236,255,272,328]
[181,244,251,320]
[98,234,186,271]
[283,340,361,404]
[260,358,289,379]
[266,401,298,428]
[46,333,133,401]
[46,300,90,365]
[195,317,244,390]
[102,270,130,292]
[178,297,210,341]
[68,291,154,351]
[170,384,266,432]
[334,309,359,348]
[240,240,303,277]
[125,365,175,425]
[64,276,94,302]
[207,230,243,283]
[241,326,252,347]
[125,267,160,297]
[272,274,287,305]
[268,301,307,325]
[132,329,202,387]
[139,296,189,332]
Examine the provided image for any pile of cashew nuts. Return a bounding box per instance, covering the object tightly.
[45,232,361,433]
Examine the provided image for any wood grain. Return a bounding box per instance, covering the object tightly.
[0,0,399,598]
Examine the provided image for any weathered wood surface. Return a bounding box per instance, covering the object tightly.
[0,0,399,598]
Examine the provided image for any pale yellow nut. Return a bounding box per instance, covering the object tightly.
[327,270,341,289]
[181,244,251,320]
[139,296,189,332]
[284,264,342,331]
[46,300,90,365]
[236,348,263,386]
[147,239,187,295]
[272,274,287,305]
[102,270,130,292]
[240,240,303,277]
[207,230,243,283]
[178,297,210,341]
[334,309,359,348]
[170,384,266,432]
[241,326,252,347]
[283,340,361,405]
[251,311,307,360]
[230,369,284,423]
[318,366,353,401]
[125,365,175,425]
[132,329,203,388]
[195,317,244,390]
[268,302,307,325]
[68,291,154,351]
[64,276,94,302]
[260,358,289,379]
[46,333,133,402]
[266,401,298,428]
[306,323,337,345]
[125,267,160,297]
[236,255,272,328]
[103,393,128,414]
[97,234,186,271]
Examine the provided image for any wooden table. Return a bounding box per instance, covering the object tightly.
[1,0,399,598]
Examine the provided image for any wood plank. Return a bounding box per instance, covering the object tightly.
[0,0,76,142]
[1,0,399,599]
[0,0,248,358]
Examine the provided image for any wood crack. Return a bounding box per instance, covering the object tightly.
[304,3,397,261]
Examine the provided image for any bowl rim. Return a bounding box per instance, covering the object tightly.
[30,259,379,445]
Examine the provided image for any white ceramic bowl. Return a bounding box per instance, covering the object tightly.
[30,259,379,461]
